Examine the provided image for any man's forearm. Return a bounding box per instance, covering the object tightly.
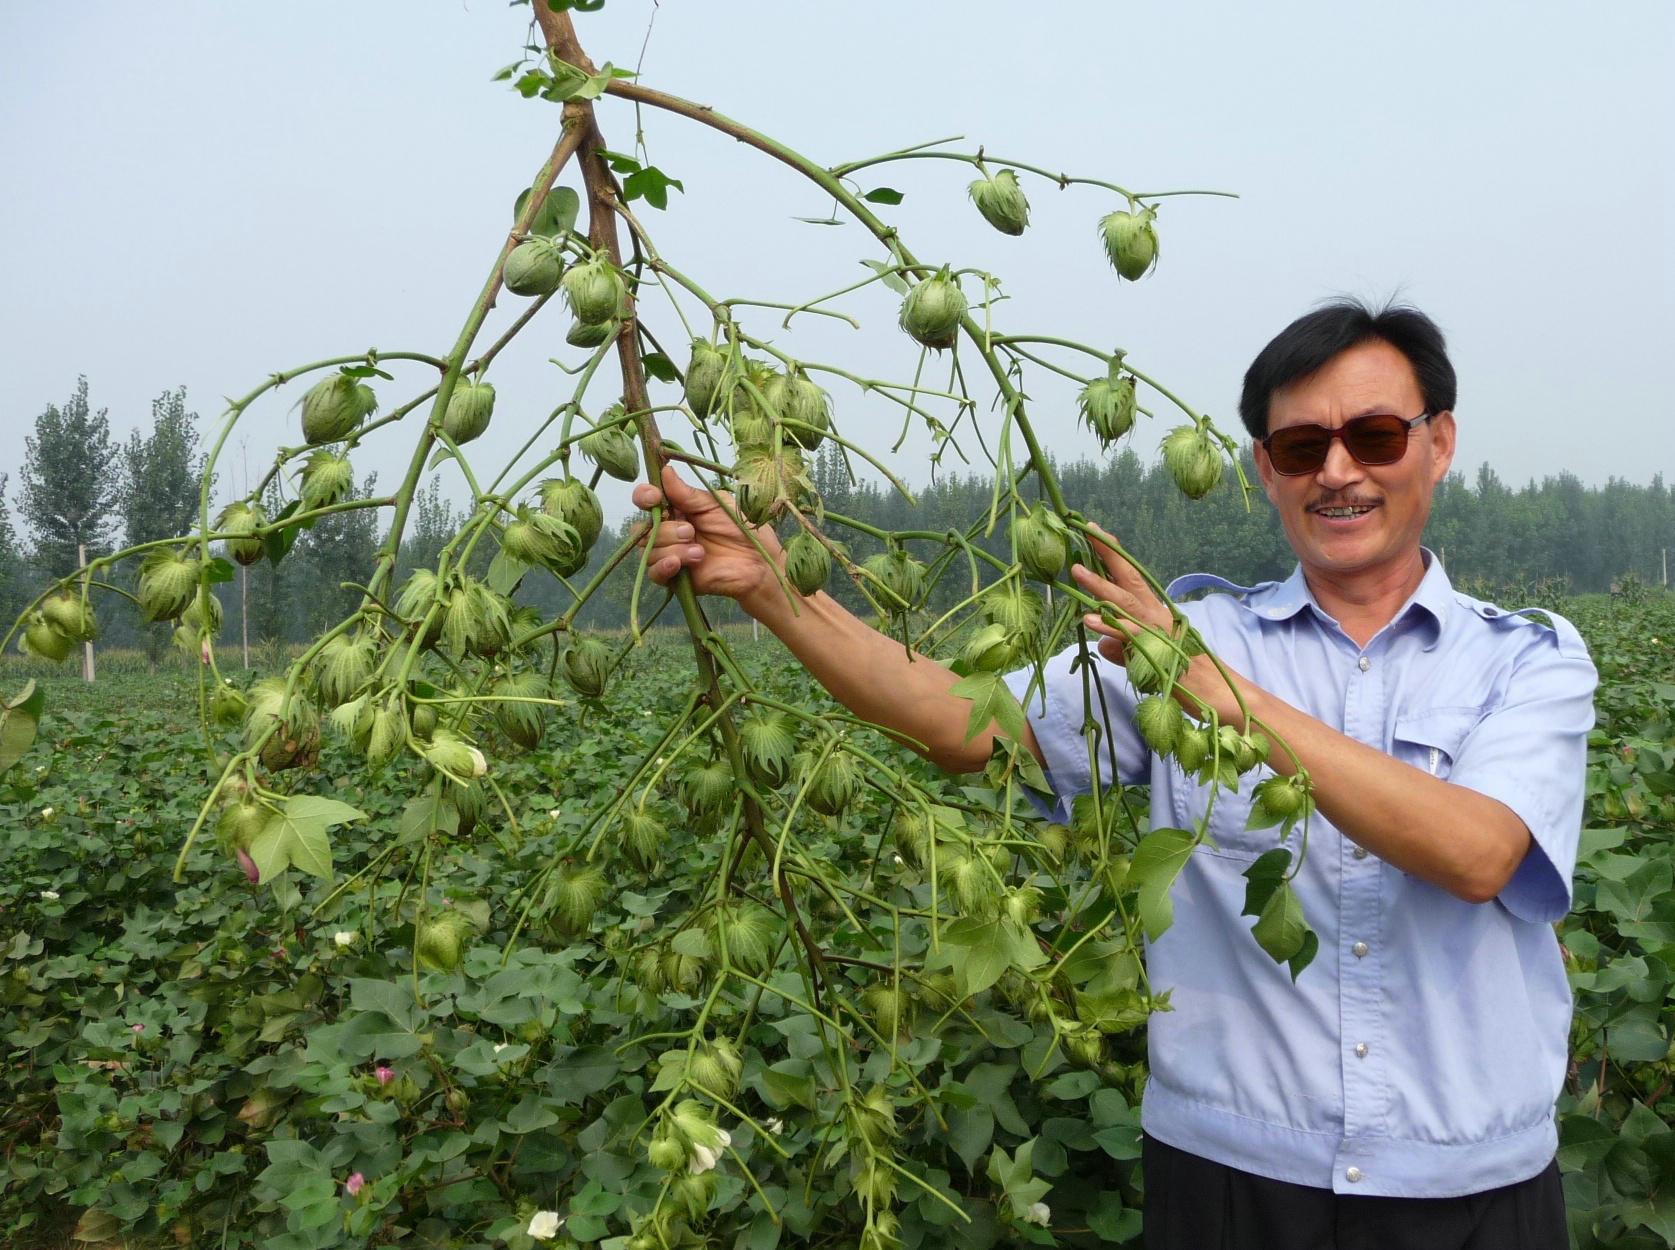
[740,581,1032,774]
[1223,675,1530,903]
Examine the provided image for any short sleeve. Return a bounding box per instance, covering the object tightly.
[1448,614,1597,922]
[1004,638,1151,820]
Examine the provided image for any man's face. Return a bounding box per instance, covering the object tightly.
[1253,338,1456,593]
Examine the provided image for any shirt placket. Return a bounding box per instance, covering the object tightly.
[1335,641,1388,1189]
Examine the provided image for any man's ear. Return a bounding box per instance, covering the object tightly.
[1252,439,1279,501]
[1427,411,1457,484]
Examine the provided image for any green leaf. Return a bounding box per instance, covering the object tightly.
[514,184,581,237]
[1127,827,1196,941]
[503,1094,560,1134]
[1249,879,1312,970]
[0,681,43,773]
[859,257,910,296]
[262,501,304,563]
[622,166,683,211]
[863,187,905,205]
[1239,848,1292,916]
[949,670,1025,746]
[486,550,528,597]
[641,352,679,383]
[942,917,1016,998]
[245,795,366,883]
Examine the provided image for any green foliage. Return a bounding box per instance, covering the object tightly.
[19,376,120,580]
[3,598,1671,1246]
[1558,594,1675,1248]
[0,650,1150,1248]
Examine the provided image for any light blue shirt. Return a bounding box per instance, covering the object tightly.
[1007,553,1597,1198]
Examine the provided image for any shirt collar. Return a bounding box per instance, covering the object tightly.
[1178,549,1453,648]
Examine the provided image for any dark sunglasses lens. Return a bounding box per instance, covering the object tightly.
[1266,415,1413,474]
[1267,428,1330,473]
[1343,416,1408,464]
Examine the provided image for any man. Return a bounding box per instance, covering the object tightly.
[634,300,1597,1249]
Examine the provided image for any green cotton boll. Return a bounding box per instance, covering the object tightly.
[764,366,832,451]
[1098,205,1160,281]
[981,582,1045,636]
[501,505,585,578]
[441,379,495,445]
[797,748,862,816]
[1161,425,1224,499]
[680,760,736,819]
[968,167,1031,235]
[40,592,96,642]
[738,708,797,790]
[216,500,266,566]
[502,236,564,296]
[299,373,376,444]
[899,268,966,350]
[683,339,731,418]
[562,254,625,325]
[537,477,604,550]
[580,419,640,482]
[1011,504,1071,583]
[961,621,1024,673]
[1134,694,1186,755]
[565,317,618,349]
[22,613,74,663]
[621,810,667,871]
[1122,628,1180,696]
[562,637,612,698]
[783,532,833,595]
[137,549,200,622]
[491,669,549,751]
[1079,373,1137,445]
[862,549,926,612]
[300,449,354,511]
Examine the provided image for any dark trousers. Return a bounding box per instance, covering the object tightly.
[1142,1135,1567,1250]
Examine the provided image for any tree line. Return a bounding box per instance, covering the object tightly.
[4,383,1671,661]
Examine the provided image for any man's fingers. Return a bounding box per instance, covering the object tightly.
[1084,521,1137,581]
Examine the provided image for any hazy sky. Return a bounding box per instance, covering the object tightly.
[3,2,1671,536]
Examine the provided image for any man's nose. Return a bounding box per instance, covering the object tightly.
[1314,437,1365,489]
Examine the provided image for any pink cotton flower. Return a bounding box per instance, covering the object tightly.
[375,1065,395,1085]
[345,1172,365,1196]
[131,1023,145,1034]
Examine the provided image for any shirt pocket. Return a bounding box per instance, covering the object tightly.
[1391,707,1479,780]
[1171,764,1289,863]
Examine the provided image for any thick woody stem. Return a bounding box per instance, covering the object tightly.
[534,7,828,1000]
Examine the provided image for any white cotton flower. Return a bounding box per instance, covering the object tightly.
[765,1117,784,1135]
[715,1127,733,1148]
[465,746,487,777]
[526,1209,563,1240]
[40,806,54,819]
[1023,1202,1050,1226]
[334,931,355,949]
[688,1143,720,1174]
[41,890,60,901]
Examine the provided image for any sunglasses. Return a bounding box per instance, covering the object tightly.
[1259,411,1433,476]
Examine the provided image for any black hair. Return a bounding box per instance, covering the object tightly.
[1237,298,1457,439]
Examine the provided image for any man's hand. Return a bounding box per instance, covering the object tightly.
[632,465,785,606]
[1070,523,1241,725]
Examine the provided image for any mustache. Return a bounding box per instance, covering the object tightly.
[1305,492,1382,511]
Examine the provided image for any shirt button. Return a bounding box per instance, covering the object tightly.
[1353,845,1370,860]
[1357,655,1371,672]
[1352,941,1369,958]
[1346,1166,1363,1184]
[1355,1041,1369,1058]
